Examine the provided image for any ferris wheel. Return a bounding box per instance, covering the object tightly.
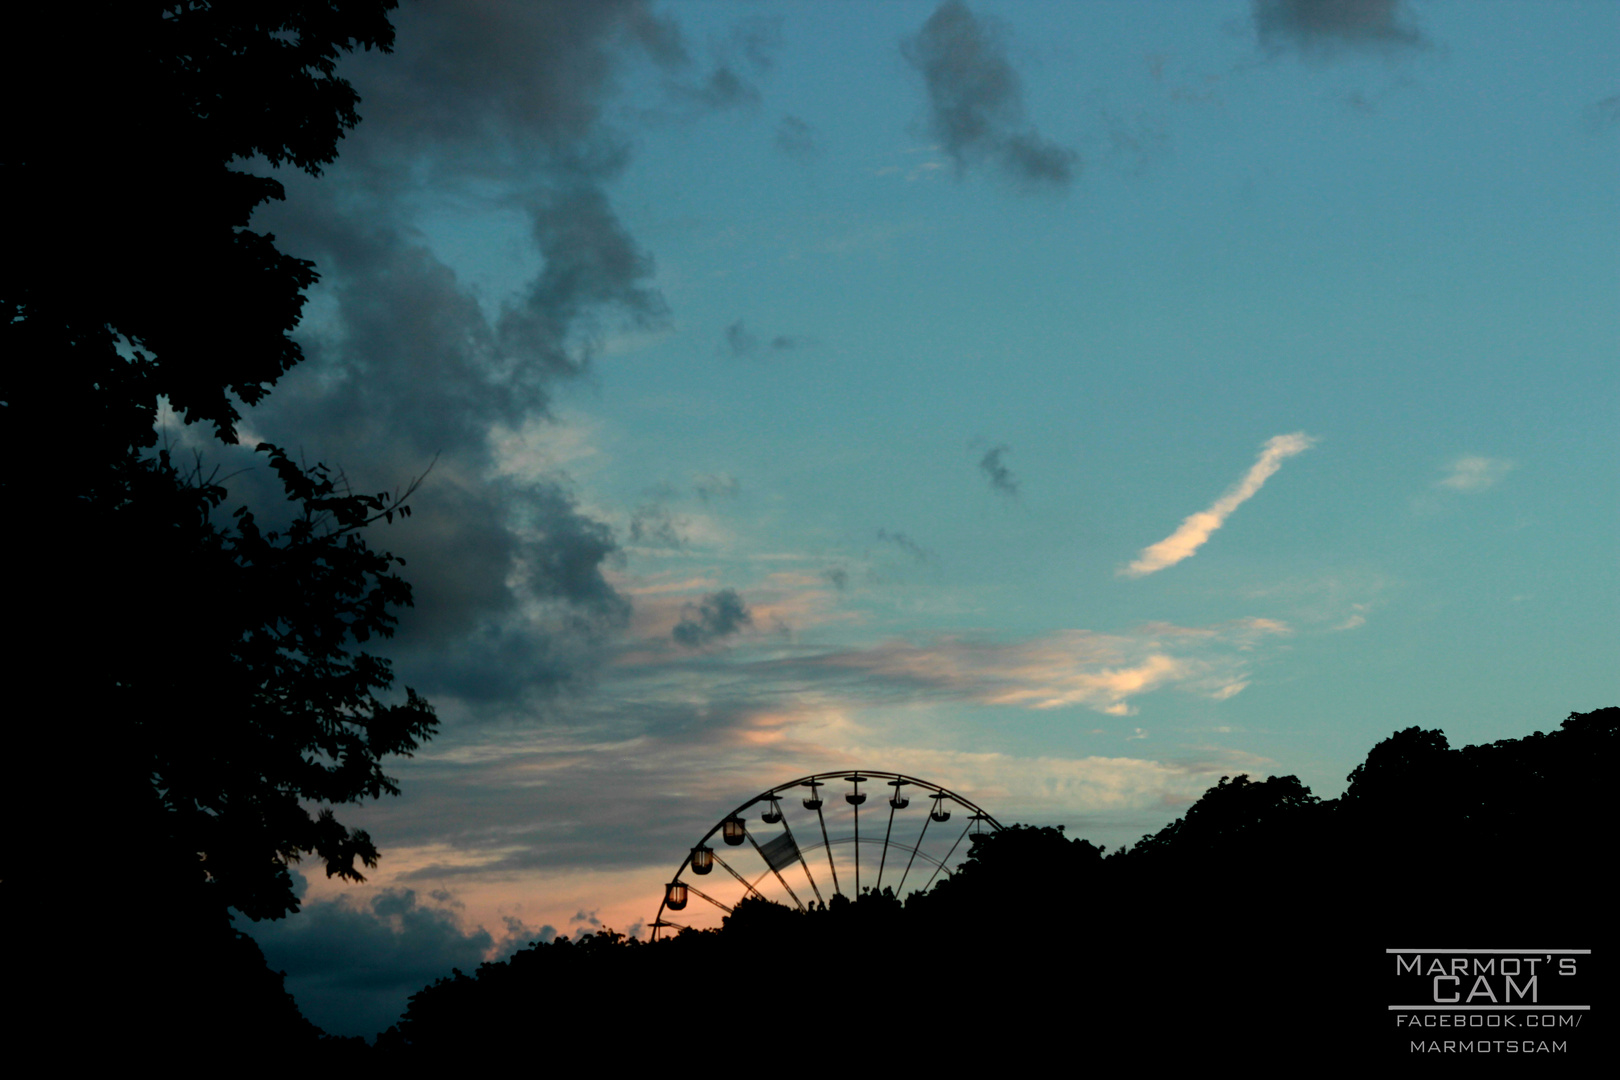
[652,770,1001,939]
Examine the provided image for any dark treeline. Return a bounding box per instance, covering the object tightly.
[375,708,1615,1061]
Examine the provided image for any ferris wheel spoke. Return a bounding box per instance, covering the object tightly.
[875,799,898,894]
[744,828,807,912]
[852,799,861,894]
[682,883,734,914]
[813,803,841,897]
[921,818,975,891]
[712,850,767,901]
[773,813,823,906]
[894,812,934,896]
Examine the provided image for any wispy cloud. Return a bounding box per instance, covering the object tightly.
[747,617,1289,716]
[876,528,933,563]
[1587,94,1620,133]
[267,598,1296,967]
[901,1,1078,191]
[775,114,821,161]
[1121,432,1316,578]
[672,588,753,648]
[723,319,810,358]
[281,720,1261,970]
[979,444,1018,496]
[628,502,684,549]
[1436,455,1511,493]
[1254,0,1428,56]
[693,472,741,503]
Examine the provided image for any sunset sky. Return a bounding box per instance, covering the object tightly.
[214,1,1619,1036]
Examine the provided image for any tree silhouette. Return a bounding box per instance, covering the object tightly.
[6,2,399,451]
[123,446,438,920]
[365,709,1614,1064]
[3,1,433,1047]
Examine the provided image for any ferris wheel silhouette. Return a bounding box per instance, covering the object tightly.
[653,770,1001,938]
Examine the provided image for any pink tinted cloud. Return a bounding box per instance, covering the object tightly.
[788,618,1288,715]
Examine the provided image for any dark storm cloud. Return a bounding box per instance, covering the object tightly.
[248,885,523,1037]
[1253,0,1428,55]
[335,0,684,173]
[249,196,632,705]
[242,2,692,707]
[901,1,1078,191]
[497,186,669,379]
[723,319,809,358]
[673,589,754,648]
[979,444,1018,497]
[876,529,933,563]
[775,114,822,162]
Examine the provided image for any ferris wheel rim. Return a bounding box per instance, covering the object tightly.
[690,769,1004,849]
[652,769,1001,938]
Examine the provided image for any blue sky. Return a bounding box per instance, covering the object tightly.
[228,1,1618,1036]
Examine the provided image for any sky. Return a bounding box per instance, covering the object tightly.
[203,0,1620,1037]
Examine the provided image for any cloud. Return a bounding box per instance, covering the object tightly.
[669,63,761,110]
[759,619,1288,716]
[497,185,669,377]
[723,319,809,358]
[672,588,754,647]
[901,1,1078,190]
[876,528,933,563]
[309,624,1286,894]
[776,114,821,161]
[1100,107,1170,178]
[730,17,784,72]
[266,599,1296,941]
[1121,433,1316,578]
[309,679,1275,887]
[234,222,632,702]
[1436,456,1511,493]
[693,473,742,502]
[659,17,780,118]
[237,3,698,707]
[979,444,1018,496]
[246,884,546,1038]
[1253,0,1428,55]
[629,503,684,548]
[1587,94,1620,132]
[328,2,684,185]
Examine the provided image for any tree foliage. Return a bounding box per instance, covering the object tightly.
[3,2,433,928]
[125,446,438,919]
[5,1,399,452]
